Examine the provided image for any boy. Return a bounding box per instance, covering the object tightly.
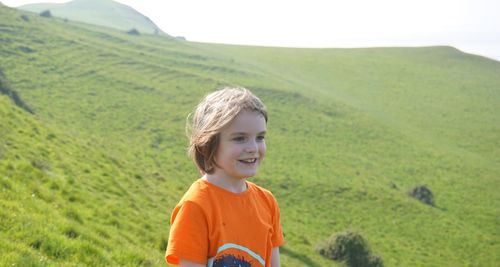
[165,87,284,267]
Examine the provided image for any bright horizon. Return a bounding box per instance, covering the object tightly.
[2,0,500,61]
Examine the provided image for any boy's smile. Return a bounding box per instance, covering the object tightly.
[239,158,257,163]
[211,110,267,184]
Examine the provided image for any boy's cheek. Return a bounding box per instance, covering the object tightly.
[260,144,267,154]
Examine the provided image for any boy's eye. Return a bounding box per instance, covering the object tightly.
[233,136,245,142]
[257,135,265,141]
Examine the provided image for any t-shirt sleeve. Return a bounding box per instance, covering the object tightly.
[271,195,285,247]
[165,200,209,265]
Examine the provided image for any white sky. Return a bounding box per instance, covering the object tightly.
[3,0,500,61]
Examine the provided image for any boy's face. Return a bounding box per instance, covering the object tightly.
[214,110,267,181]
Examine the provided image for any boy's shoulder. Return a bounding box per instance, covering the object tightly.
[247,180,273,195]
[247,181,278,204]
[178,178,212,203]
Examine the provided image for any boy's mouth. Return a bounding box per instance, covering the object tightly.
[239,158,257,164]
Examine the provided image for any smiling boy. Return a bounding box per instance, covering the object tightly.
[165,87,284,267]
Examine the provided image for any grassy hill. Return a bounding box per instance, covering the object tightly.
[1,4,499,267]
[18,0,165,35]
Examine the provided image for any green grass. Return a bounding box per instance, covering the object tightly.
[1,4,499,266]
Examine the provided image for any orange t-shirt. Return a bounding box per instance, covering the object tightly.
[165,178,285,267]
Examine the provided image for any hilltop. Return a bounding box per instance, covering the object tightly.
[18,0,165,35]
[1,4,499,267]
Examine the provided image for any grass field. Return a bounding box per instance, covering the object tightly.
[1,4,499,266]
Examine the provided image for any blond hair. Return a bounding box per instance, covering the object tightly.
[187,87,267,174]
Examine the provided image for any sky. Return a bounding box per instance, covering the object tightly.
[3,0,500,61]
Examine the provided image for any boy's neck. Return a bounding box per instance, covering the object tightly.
[202,174,248,194]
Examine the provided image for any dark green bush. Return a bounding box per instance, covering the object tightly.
[408,185,434,206]
[30,239,42,250]
[316,230,383,267]
[39,10,52,18]
[64,228,79,239]
[126,28,140,35]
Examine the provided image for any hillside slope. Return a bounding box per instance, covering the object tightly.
[18,0,165,35]
[1,5,499,267]
[194,43,500,166]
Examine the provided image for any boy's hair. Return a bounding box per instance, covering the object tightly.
[187,87,267,174]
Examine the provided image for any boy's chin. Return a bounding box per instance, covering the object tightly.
[236,171,258,179]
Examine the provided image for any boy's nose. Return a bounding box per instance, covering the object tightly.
[245,140,258,152]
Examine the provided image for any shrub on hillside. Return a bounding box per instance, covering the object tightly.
[39,10,52,18]
[21,14,30,21]
[127,28,140,35]
[316,230,383,267]
[0,69,34,114]
[64,228,79,239]
[408,185,434,206]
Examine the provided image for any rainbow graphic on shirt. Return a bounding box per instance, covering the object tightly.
[207,243,265,267]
